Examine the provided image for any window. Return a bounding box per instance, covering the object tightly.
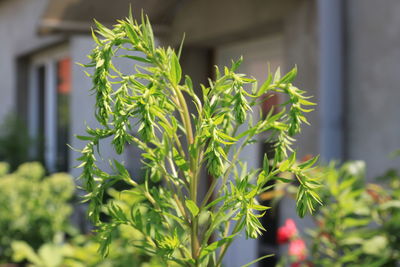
[27,46,71,172]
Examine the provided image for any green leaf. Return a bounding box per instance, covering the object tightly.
[96,58,104,68]
[76,135,94,141]
[279,66,297,84]
[273,67,281,83]
[251,204,271,211]
[241,254,274,267]
[257,74,272,96]
[185,199,199,217]
[124,22,139,44]
[200,235,235,259]
[204,196,228,210]
[262,154,270,173]
[119,55,151,64]
[113,160,129,178]
[91,28,101,45]
[213,114,225,125]
[177,33,186,59]
[185,75,193,92]
[279,159,290,172]
[94,19,114,39]
[216,130,238,142]
[288,151,297,166]
[231,56,243,72]
[275,177,292,183]
[170,52,182,85]
[298,155,319,169]
[173,148,189,172]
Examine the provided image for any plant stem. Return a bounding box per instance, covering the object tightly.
[169,84,201,264]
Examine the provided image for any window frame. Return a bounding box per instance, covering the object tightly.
[28,45,70,172]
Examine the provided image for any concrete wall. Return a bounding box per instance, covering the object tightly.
[0,0,62,122]
[69,36,98,177]
[170,0,292,46]
[283,0,320,159]
[346,0,400,179]
[278,0,319,259]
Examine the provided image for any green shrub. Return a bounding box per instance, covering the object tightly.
[0,162,75,261]
[309,162,400,266]
[272,161,400,266]
[11,186,172,267]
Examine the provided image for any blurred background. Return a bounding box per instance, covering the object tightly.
[0,0,400,266]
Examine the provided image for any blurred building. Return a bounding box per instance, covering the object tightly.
[1,0,400,266]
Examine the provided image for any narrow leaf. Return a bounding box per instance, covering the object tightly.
[185,199,199,217]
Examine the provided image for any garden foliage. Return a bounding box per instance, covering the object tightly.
[0,162,74,261]
[77,11,320,266]
[11,186,170,267]
[309,162,400,266]
[272,161,400,266]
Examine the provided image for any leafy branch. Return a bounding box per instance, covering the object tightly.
[77,10,321,267]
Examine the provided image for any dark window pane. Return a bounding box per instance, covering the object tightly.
[259,93,282,267]
[37,65,46,164]
[56,58,70,172]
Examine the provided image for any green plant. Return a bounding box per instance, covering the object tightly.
[270,161,400,266]
[308,162,400,266]
[0,162,75,262]
[77,11,320,266]
[11,232,166,267]
[10,179,169,267]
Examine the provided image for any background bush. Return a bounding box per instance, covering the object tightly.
[0,161,167,266]
[309,161,400,266]
[0,162,74,262]
[273,160,400,266]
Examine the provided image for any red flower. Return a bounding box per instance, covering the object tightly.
[291,262,313,267]
[277,219,298,244]
[289,239,307,261]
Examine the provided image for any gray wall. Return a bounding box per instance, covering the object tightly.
[69,36,99,177]
[0,0,60,122]
[284,0,320,159]
[346,0,400,179]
